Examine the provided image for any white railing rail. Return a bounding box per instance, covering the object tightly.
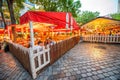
[82,34,120,43]
[29,45,50,79]
[7,41,50,79]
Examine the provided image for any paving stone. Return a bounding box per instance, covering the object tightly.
[92,75,99,80]
[86,77,93,80]
[75,74,82,79]
[109,76,117,80]
[97,74,105,79]
[53,71,58,75]
[80,78,86,80]
[114,74,120,79]
[81,74,87,78]
[86,69,92,72]
[76,70,81,74]
[73,68,78,71]
[68,69,73,72]
[103,77,112,80]
[113,70,119,74]
[81,70,87,73]
[56,78,62,80]
[91,68,96,71]
[92,71,98,75]
[71,71,76,76]
[1,43,120,80]
[107,71,115,76]
[86,72,92,76]
[68,75,76,80]
[62,77,69,80]
[66,72,71,77]
[97,70,103,74]
[103,73,110,77]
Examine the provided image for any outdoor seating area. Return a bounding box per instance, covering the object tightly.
[0,0,120,79]
[81,17,120,43]
[14,31,78,48]
[0,14,120,79]
[0,11,80,79]
[6,36,80,78]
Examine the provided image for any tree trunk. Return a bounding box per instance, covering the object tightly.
[0,0,7,29]
[6,0,16,24]
[6,0,16,42]
[0,12,7,28]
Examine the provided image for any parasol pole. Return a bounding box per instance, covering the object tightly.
[29,21,34,47]
[66,13,69,36]
[66,0,69,36]
[70,16,73,36]
[66,13,69,30]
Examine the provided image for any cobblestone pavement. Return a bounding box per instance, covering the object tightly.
[0,42,120,80]
[0,51,32,80]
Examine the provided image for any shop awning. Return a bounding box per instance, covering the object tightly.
[20,11,79,30]
[0,28,4,34]
[81,17,120,32]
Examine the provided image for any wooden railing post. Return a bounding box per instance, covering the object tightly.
[104,35,106,43]
[113,35,115,42]
[116,34,119,43]
[29,48,36,79]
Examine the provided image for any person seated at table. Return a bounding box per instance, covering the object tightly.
[37,40,44,51]
[38,40,44,46]
[49,37,56,45]
[45,37,55,45]
[44,38,49,45]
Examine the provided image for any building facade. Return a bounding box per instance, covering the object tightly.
[118,0,120,13]
[0,17,11,28]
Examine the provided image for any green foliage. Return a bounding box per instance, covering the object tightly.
[3,0,81,24]
[2,0,80,24]
[29,0,81,17]
[12,0,25,24]
[2,0,25,24]
[1,1,10,19]
[110,13,120,20]
[76,11,99,25]
[5,0,25,24]
[13,4,22,24]
[58,0,81,17]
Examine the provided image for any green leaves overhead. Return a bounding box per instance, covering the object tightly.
[110,13,120,20]
[76,11,100,25]
[29,0,81,17]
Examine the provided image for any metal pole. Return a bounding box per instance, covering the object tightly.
[70,17,73,35]
[29,21,34,47]
[66,13,69,30]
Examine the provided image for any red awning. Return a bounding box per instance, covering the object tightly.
[0,29,4,34]
[20,11,79,30]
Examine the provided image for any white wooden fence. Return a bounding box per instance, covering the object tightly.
[29,45,50,79]
[82,35,120,43]
[7,41,50,79]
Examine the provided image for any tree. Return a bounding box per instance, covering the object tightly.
[29,0,59,11]
[13,4,22,24]
[29,0,81,17]
[58,0,81,17]
[5,0,24,41]
[6,0,24,24]
[110,13,120,20]
[76,11,99,25]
